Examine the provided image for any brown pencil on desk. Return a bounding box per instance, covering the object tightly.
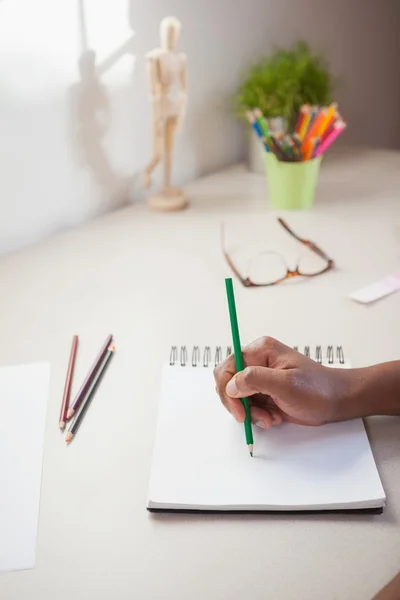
[59,335,79,430]
[65,344,115,444]
[67,334,113,420]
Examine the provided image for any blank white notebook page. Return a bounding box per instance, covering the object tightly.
[0,363,50,571]
[148,366,385,511]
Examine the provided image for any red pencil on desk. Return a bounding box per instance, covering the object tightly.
[67,334,113,420]
[59,335,79,430]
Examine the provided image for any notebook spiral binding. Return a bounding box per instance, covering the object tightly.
[170,345,345,367]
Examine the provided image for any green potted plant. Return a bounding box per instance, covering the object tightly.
[235,41,335,172]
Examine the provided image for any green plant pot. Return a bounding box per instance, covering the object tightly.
[264,153,322,210]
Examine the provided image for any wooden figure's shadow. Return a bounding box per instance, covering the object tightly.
[68,1,136,205]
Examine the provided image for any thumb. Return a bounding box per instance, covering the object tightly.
[226,366,288,398]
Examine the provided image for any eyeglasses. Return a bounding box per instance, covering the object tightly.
[221,218,335,287]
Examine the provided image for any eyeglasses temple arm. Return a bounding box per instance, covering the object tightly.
[220,223,249,286]
[278,218,305,242]
[278,217,333,263]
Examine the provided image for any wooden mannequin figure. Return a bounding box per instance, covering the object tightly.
[143,17,189,211]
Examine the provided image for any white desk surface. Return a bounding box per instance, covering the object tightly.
[1,146,400,600]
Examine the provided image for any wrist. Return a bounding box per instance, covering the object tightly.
[334,362,400,421]
[333,369,372,421]
[326,368,359,422]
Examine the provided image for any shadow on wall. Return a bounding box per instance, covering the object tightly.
[68,0,136,206]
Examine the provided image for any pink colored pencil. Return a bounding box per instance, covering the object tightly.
[320,121,336,143]
[59,335,79,430]
[314,122,346,157]
[66,334,113,420]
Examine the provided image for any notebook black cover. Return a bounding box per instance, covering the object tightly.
[148,507,384,515]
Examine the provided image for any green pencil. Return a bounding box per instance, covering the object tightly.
[225,278,254,456]
[254,108,274,150]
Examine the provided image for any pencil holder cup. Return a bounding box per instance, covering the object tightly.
[264,153,322,210]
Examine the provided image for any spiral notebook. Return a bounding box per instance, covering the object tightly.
[147,346,386,514]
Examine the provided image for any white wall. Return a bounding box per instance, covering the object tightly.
[0,0,399,254]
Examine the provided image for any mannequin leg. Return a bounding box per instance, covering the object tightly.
[143,124,163,188]
[146,115,188,211]
[163,117,178,192]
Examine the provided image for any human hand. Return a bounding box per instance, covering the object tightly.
[372,572,400,600]
[214,337,352,428]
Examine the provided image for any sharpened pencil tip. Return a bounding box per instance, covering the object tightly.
[59,421,65,430]
[250,452,253,457]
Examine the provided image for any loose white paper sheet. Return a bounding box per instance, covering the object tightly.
[0,363,50,572]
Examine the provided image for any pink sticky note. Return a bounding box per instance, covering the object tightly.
[349,273,400,304]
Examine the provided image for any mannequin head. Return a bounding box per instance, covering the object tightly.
[160,16,181,51]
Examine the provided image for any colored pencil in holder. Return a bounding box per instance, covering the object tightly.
[313,121,346,157]
[253,108,268,137]
[291,139,303,162]
[312,139,321,158]
[292,134,303,161]
[320,114,338,142]
[246,110,271,153]
[282,136,297,161]
[303,137,319,161]
[301,108,326,151]
[316,103,337,137]
[294,105,309,136]
[271,134,290,161]
[308,105,319,126]
[297,106,312,141]
[254,108,277,152]
[246,110,262,136]
[299,105,318,142]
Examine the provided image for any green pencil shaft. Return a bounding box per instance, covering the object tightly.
[270,136,289,161]
[282,137,296,161]
[255,115,269,139]
[280,142,294,161]
[259,123,275,151]
[225,278,254,447]
[254,110,274,149]
[293,135,303,160]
